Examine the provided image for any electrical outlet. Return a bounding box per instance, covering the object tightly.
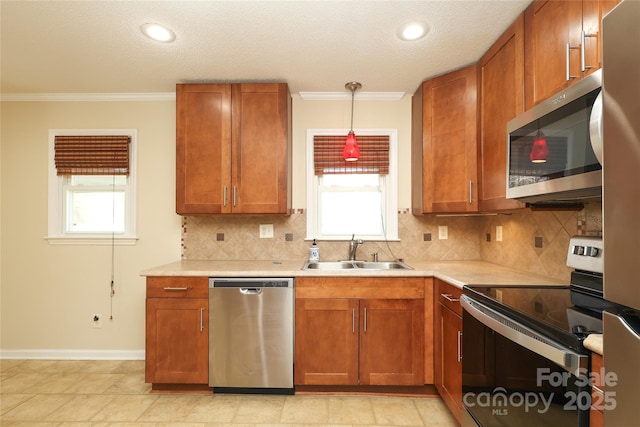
[92,314,102,328]
[259,224,274,238]
[496,226,503,242]
[438,226,448,240]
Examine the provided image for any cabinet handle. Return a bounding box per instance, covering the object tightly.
[223,186,227,207]
[352,308,356,333]
[441,293,460,303]
[469,180,473,204]
[233,186,237,207]
[200,307,205,332]
[566,43,580,81]
[457,331,463,362]
[581,30,597,72]
[363,307,367,333]
[163,287,189,291]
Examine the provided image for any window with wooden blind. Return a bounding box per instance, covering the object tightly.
[306,129,398,242]
[47,130,137,244]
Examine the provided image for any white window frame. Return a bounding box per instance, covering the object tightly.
[47,129,138,245]
[306,128,398,241]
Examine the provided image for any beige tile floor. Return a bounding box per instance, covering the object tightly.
[0,360,458,426]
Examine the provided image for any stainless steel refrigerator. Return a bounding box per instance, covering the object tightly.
[602,1,640,425]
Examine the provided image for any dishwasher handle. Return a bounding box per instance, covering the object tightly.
[239,288,263,295]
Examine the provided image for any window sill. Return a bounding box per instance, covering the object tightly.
[45,237,138,246]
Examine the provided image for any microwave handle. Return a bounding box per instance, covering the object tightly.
[589,91,603,165]
[461,295,588,376]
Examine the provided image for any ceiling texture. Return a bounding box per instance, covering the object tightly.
[1,0,532,96]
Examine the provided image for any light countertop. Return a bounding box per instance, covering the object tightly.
[584,334,603,356]
[140,259,567,289]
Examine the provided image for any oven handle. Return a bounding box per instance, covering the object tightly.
[461,295,588,376]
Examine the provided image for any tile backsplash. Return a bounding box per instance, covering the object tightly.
[182,203,602,282]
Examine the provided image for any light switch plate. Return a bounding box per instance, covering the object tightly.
[259,224,274,238]
[438,226,448,240]
[496,226,503,242]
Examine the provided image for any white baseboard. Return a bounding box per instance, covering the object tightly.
[0,349,145,360]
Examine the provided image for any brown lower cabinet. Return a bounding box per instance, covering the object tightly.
[295,277,425,386]
[434,279,463,424]
[590,352,604,427]
[145,277,210,391]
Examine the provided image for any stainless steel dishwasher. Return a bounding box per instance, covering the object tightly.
[208,277,294,393]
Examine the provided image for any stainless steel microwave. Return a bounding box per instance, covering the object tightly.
[506,69,602,203]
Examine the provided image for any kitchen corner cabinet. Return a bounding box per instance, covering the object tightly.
[176,82,292,215]
[478,14,526,212]
[412,64,478,214]
[295,277,425,386]
[145,277,210,391]
[524,0,620,110]
[434,279,463,424]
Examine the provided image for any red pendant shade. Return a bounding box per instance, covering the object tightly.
[343,131,360,162]
[530,131,549,163]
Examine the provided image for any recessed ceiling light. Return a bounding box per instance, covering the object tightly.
[140,23,176,43]
[398,22,429,41]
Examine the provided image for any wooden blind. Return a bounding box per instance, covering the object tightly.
[313,135,389,175]
[54,135,131,176]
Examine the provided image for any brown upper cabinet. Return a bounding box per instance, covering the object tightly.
[176,83,292,215]
[412,64,478,214]
[524,0,620,110]
[478,14,526,211]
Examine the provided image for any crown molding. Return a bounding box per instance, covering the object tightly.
[298,91,405,101]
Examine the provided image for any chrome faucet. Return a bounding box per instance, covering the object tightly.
[348,234,364,261]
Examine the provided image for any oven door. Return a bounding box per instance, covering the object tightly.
[461,295,590,427]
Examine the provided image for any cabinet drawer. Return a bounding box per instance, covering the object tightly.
[436,279,462,316]
[146,277,209,298]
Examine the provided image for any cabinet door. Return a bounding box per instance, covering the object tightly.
[145,298,208,384]
[524,0,583,110]
[294,298,359,385]
[231,83,291,214]
[439,304,463,423]
[478,15,526,211]
[176,84,232,214]
[359,299,424,385]
[412,64,478,213]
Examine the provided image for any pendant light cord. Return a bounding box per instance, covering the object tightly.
[350,89,355,132]
[110,174,116,320]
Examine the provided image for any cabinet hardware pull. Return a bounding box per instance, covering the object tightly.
[363,307,367,333]
[352,308,356,333]
[200,307,205,332]
[566,43,580,81]
[457,331,463,362]
[581,31,597,72]
[163,287,189,291]
[441,293,460,303]
[223,186,227,207]
[469,180,473,204]
[233,186,237,207]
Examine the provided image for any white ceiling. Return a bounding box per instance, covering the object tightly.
[1,0,532,96]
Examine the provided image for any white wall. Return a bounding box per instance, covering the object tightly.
[0,93,412,356]
[1,100,181,358]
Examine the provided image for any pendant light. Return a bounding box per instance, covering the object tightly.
[343,81,362,161]
[530,130,549,163]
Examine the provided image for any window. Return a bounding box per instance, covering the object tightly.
[47,130,137,244]
[306,129,398,241]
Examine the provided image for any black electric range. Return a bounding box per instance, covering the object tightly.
[464,236,607,353]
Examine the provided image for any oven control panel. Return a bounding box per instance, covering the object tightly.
[567,236,603,273]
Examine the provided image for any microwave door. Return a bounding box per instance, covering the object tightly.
[602,0,640,311]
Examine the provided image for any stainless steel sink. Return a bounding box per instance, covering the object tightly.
[302,260,412,270]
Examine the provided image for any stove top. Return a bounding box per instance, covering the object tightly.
[463,285,603,352]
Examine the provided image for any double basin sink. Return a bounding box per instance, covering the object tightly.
[302,260,412,270]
